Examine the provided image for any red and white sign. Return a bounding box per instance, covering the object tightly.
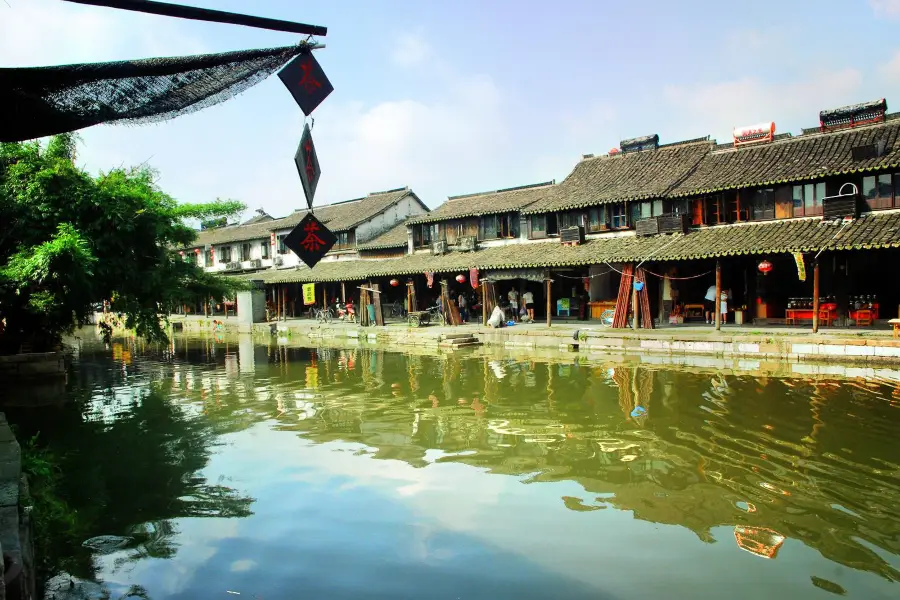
[733,122,775,147]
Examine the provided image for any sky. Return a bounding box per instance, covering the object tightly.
[3,0,900,220]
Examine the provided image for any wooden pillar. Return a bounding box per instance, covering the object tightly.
[372,283,384,326]
[812,260,820,333]
[341,281,346,303]
[546,273,552,327]
[715,260,722,331]
[322,284,327,310]
[282,285,287,321]
[482,282,488,326]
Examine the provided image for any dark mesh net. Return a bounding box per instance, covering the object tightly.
[1,44,309,142]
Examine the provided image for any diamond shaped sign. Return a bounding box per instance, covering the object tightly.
[278,52,334,116]
[282,212,336,269]
[294,124,320,210]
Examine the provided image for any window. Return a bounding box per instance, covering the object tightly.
[794,182,826,217]
[792,185,804,216]
[277,235,288,254]
[334,230,355,250]
[750,189,775,220]
[863,174,893,210]
[705,195,727,224]
[219,246,232,263]
[261,241,269,259]
[479,214,500,240]
[665,199,690,217]
[652,199,664,216]
[611,204,627,229]
[558,211,583,230]
[895,173,900,206]
[546,213,559,236]
[240,243,252,262]
[530,214,547,238]
[204,249,214,267]
[413,224,432,248]
[588,206,608,232]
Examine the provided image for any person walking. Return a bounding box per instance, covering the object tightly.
[704,284,717,324]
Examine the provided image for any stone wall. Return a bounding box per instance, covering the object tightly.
[0,353,67,380]
[0,413,35,600]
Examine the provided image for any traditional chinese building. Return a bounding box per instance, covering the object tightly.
[192,98,900,327]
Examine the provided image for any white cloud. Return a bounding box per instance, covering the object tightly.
[663,69,864,139]
[879,50,900,84]
[390,32,433,68]
[871,0,900,18]
[0,0,207,67]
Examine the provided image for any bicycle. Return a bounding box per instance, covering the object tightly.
[389,301,406,318]
[314,307,334,323]
[426,305,446,326]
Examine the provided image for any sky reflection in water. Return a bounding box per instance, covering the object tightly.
[11,332,900,599]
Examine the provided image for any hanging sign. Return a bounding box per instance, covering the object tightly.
[425,271,434,288]
[469,267,479,290]
[282,212,336,269]
[294,123,321,210]
[302,283,316,305]
[793,252,806,282]
[278,52,334,116]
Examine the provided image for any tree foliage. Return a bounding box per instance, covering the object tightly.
[0,134,246,352]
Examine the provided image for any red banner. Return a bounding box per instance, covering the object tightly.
[425,272,434,288]
[470,268,479,289]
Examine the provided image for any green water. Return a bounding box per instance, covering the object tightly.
[6,331,900,599]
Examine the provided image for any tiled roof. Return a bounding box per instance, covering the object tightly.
[357,221,409,250]
[524,140,713,214]
[243,211,900,283]
[187,187,422,247]
[407,182,555,224]
[670,115,900,197]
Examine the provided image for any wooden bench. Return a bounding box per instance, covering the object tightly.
[889,318,900,338]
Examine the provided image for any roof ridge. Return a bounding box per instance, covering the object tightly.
[367,186,409,195]
[657,136,713,149]
[447,180,555,201]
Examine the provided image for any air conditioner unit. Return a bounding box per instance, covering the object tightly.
[432,240,448,255]
[225,261,241,271]
[560,226,585,245]
[455,236,477,252]
[250,258,263,268]
[273,256,284,266]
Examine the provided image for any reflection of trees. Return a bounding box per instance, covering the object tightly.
[10,375,255,584]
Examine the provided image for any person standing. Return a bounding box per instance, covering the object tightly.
[523,288,535,322]
[458,291,469,324]
[507,287,519,320]
[704,283,717,324]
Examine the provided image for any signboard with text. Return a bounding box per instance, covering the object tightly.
[282,212,336,269]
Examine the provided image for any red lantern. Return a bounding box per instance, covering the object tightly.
[758,260,773,274]
[390,278,400,287]
[455,274,466,283]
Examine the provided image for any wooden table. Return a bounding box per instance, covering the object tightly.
[889,318,900,338]
[785,308,835,326]
[683,303,705,321]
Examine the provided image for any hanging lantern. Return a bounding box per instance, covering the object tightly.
[758,260,773,274]
[455,274,466,283]
[390,278,400,287]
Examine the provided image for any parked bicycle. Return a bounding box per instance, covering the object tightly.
[314,307,334,323]
[389,301,406,318]
[426,305,446,326]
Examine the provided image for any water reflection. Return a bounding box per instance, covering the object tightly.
[7,331,900,599]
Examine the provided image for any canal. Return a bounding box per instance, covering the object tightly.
[5,331,900,599]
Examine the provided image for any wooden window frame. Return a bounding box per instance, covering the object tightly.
[530,214,547,239]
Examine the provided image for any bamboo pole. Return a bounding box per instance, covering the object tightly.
[715,261,722,331]
[482,282,487,326]
[812,260,820,333]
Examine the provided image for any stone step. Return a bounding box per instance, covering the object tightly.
[442,332,476,340]
[439,341,483,349]
[446,337,478,345]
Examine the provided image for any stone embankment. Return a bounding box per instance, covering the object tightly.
[169,314,900,367]
[0,414,35,600]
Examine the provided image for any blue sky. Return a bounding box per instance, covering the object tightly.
[3,0,900,218]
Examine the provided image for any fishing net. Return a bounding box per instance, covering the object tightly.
[0,43,310,142]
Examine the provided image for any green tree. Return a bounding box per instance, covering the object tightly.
[0,134,246,352]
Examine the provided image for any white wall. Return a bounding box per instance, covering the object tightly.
[356,195,427,243]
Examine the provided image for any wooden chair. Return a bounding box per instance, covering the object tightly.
[855,309,873,327]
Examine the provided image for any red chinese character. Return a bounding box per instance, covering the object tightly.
[301,221,326,251]
[305,140,316,181]
[299,60,322,94]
